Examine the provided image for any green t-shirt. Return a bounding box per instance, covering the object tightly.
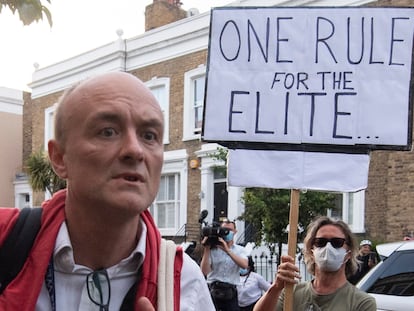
[276,281,376,311]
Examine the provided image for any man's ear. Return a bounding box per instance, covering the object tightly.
[48,140,68,179]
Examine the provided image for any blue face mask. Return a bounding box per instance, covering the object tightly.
[239,268,249,275]
[224,231,234,241]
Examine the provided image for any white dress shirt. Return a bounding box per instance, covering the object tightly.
[36,221,214,311]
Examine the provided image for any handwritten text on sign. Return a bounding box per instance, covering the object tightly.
[202,7,414,150]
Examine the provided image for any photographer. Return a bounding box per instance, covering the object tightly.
[200,220,249,311]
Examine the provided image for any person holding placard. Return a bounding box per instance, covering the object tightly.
[253,216,376,311]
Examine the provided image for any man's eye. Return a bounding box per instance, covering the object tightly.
[100,128,117,137]
[143,131,157,141]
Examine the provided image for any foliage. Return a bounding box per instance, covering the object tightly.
[208,146,228,175]
[241,188,335,245]
[25,150,65,194]
[0,0,52,26]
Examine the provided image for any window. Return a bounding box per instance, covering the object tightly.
[149,149,188,236]
[145,77,170,144]
[44,105,56,150]
[14,176,33,209]
[366,251,414,296]
[150,174,180,229]
[328,190,365,233]
[193,76,205,131]
[183,65,206,141]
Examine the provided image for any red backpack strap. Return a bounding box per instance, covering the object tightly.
[174,246,183,311]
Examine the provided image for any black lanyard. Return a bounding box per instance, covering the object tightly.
[45,257,56,311]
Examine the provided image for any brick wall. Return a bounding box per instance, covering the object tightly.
[28,91,63,206]
[145,0,187,31]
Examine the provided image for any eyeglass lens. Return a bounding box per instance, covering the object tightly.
[313,237,346,248]
[86,269,110,311]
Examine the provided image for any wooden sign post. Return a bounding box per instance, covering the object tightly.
[283,189,300,311]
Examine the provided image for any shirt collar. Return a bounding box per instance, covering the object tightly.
[53,220,147,276]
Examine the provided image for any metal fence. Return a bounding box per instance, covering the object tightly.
[249,244,313,283]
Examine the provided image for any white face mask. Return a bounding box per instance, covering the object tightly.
[313,242,347,272]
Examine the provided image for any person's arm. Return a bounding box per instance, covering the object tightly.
[227,247,248,269]
[255,273,271,292]
[253,283,282,311]
[253,255,300,311]
[200,237,212,276]
[217,238,249,268]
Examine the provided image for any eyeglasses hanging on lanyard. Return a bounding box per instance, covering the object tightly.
[86,269,111,311]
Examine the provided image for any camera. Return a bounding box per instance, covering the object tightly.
[202,225,229,247]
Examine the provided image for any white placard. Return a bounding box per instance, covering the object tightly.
[203,7,414,151]
[228,149,370,192]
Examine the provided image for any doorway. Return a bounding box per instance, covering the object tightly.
[213,181,228,223]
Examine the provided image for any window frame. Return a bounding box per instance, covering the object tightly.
[145,77,170,145]
[150,149,188,236]
[328,190,365,233]
[44,105,56,151]
[183,65,206,141]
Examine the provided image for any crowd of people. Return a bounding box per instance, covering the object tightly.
[0,71,381,310]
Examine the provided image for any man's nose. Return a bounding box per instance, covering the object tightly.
[120,130,144,161]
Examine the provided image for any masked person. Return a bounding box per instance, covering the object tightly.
[237,256,270,311]
[200,219,249,311]
[254,216,376,311]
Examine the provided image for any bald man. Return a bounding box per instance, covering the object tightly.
[0,72,214,311]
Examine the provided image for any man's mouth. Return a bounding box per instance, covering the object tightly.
[124,175,138,182]
[115,173,143,182]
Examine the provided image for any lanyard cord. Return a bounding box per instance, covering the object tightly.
[45,257,56,311]
[242,272,251,285]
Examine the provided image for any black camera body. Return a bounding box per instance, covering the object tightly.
[202,225,229,247]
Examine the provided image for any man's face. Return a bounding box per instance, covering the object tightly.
[50,73,164,217]
[360,244,371,255]
[221,221,236,241]
[221,222,236,232]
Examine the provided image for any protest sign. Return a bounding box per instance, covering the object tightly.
[203,7,414,152]
[202,7,414,311]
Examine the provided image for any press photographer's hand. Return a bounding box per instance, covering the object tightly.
[201,236,210,247]
[217,237,230,253]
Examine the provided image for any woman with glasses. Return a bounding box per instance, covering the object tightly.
[253,216,376,311]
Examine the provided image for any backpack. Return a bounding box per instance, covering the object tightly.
[0,207,43,294]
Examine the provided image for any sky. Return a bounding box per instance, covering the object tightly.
[0,0,231,91]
